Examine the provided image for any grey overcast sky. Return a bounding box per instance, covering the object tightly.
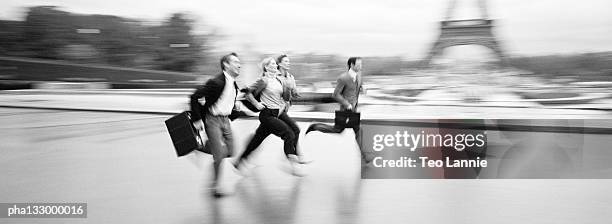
[1,0,611,59]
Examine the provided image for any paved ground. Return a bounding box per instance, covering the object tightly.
[2,108,612,223]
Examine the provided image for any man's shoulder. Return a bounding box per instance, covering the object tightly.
[204,72,225,85]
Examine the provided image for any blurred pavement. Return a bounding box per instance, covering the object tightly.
[1,107,612,223]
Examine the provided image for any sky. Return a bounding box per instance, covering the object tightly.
[1,0,611,59]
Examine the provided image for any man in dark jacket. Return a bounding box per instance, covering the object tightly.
[190,52,243,196]
[305,57,373,164]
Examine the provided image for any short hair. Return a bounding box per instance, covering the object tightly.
[277,54,288,64]
[276,54,289,70]
[347,57,361,70]
[220,52,238,71]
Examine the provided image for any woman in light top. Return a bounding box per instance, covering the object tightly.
[234,56,304,176]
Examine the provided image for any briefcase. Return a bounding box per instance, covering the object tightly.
[334,110,360,129]
[164,111,208,157]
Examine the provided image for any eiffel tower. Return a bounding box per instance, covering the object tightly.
[421,0,507,67]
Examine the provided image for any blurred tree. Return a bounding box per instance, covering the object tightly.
[0,20,24,56]
[17,7,209,71]
[70,14,140,66]
[154,13,203,72]
[23,6,72,59]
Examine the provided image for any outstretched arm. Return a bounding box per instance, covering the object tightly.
[245,92,265,111]
[245,78,267,111]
